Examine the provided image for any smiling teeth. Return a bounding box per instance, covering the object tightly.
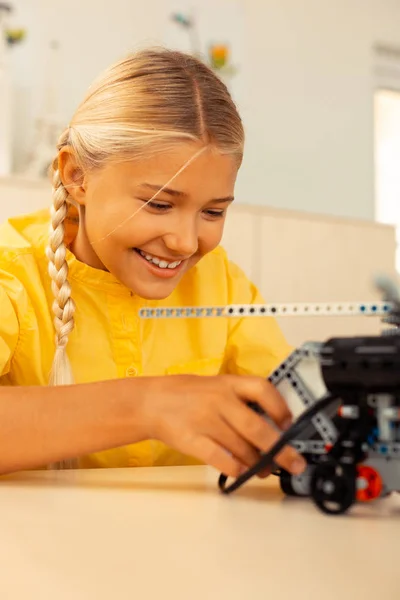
[139,250,182,269]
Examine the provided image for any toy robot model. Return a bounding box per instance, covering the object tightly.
[140,274,400,516]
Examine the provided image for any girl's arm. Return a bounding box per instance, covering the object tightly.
[0,374,307,477]
[0,378,147,474]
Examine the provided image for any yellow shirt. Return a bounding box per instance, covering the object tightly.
[0,208,291,469]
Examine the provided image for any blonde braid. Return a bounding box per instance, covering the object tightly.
[46,166,78,470]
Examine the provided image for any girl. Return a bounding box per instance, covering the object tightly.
[0,48,306,478]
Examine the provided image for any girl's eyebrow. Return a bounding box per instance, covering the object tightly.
[140,183,234,203]
[141,183,186,197]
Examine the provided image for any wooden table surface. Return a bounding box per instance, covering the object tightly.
[0,465,399,599]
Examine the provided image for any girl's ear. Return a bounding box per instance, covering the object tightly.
[58,147,88,206]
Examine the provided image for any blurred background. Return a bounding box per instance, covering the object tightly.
[1,0,400,343]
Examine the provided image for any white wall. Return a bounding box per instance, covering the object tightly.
[240,0,400,221]
[6,0,400,220]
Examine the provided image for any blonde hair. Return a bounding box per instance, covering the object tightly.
[46,47,244,467]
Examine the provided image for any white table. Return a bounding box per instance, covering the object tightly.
[0,465,399,599]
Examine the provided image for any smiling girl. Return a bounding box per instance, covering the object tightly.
[0,48,306,478]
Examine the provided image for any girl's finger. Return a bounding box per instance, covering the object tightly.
[220,394,306,476]
[211,417,261,468]
[228,375,294,431]
[183,435,245,478]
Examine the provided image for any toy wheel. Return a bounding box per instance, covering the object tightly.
[356,465,383,502]
[311,462,356,515]
[280,469,297,496]
[280,467,312,497]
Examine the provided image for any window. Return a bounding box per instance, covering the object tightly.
[374,89,400,273]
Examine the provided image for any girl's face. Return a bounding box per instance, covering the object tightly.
[61,143,238,299]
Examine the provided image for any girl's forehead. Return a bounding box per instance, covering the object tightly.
[98,145,238,191]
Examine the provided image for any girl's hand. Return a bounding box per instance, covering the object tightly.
[139,374,307,478]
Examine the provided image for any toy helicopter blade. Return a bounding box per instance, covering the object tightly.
[139,301,392,319]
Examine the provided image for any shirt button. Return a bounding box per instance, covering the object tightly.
[126,366,138,377]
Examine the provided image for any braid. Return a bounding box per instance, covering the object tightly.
[46,166,78,470]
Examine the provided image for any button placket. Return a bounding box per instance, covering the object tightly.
[107,295,143,378]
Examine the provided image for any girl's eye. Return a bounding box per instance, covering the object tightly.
[147,201,171,211]
[142,201,225,218]
[204,209,225,219]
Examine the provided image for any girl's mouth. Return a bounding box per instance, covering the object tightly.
[133,248,185,278]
